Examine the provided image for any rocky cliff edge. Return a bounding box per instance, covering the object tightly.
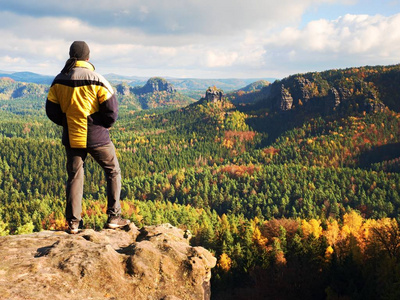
[0,223,216,300]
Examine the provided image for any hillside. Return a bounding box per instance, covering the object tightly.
[227,79,271,105]
[0,73,275,110]
[0,76,195,111]
[238,80,270,92]
[0,64,400,299]
[0,71,53,84]
[0,70,276,94]
[106,75,276,93]
[246,64,399,114]
[0,77,48,100]
[168,77,274,93]
[116,77,195,109]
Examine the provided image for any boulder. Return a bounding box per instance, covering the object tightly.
[0,223,216,300]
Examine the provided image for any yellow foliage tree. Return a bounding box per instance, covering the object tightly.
[253,226,268,247]
[301,219,322,238]
[218,253,232,272]
[325,245,334,261]
[325,219,341,246]
[342,210,364,242]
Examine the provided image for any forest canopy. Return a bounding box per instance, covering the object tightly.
[1,64,400,299]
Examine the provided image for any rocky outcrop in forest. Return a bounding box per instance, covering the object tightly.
[0,223,216,300]
[254,65,400,114]
[116,77,176,96]
[0,76,193,110]
[204,86,224,103]
[115,77,194,109]
[138,77,176,94]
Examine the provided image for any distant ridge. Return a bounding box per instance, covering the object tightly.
[0,71,53,85]
[115,77,195,109]
[0,70,277,93]
[106,74,277,92]
[161,77,276,93]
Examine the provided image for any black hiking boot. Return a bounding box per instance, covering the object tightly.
[66,220,82,234]
[106,215,131,229]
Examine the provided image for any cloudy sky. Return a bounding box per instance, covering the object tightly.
[0,0,399,79]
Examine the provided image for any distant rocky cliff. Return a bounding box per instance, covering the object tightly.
[0,76,193,110]
[139,77,176,94]
[0,223,216,300]
[115,77,194,109]
[116,77,176,96]
[255,65,395,114]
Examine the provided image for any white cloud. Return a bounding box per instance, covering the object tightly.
[1,55,25,64]
[263,13,400,76]
[206,51,239,68]
[0,0,354,37]
[0,1,399,78]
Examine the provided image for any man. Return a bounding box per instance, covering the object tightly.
[46,41,130,234]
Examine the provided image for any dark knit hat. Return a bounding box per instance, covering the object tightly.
[69,41,90,60]
[61,41,91,74]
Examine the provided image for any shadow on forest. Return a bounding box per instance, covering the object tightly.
[246,108,327,147]
[358,142,400,168]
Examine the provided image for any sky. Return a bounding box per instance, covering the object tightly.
[0,0,400,79]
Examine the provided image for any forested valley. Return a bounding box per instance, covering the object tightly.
[1,64,400,299]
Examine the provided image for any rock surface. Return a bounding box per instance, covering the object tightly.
[279,84,293,111]
[0,223,216,300]
[256,71,391,115]
[139,77,176,94]
[116,82,132,96]
[205,86,224,103]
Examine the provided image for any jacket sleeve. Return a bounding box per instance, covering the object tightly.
[96,75,118,128]
[46,99,64,126]
[99,93,118,128]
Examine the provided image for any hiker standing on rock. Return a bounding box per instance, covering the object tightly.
[46,41,130,234]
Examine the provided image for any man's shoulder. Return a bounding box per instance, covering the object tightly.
[91,71,114,93]
[50,72,71,86]
[92,71,108,83]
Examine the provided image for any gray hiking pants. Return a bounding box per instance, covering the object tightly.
[65,142,122,222]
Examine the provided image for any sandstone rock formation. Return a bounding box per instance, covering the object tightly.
[327,87,341,110]
[139,77,176,94]
[255,72,389,115]
[279,84,293,111]
[294,77,313,104]
[115,77,176,96]
[116,82,132,96]
[205,86,223,103]
[0,223,216,300]
[364,100,386,113]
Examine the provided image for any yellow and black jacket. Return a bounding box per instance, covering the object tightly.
[46,61,118,148]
